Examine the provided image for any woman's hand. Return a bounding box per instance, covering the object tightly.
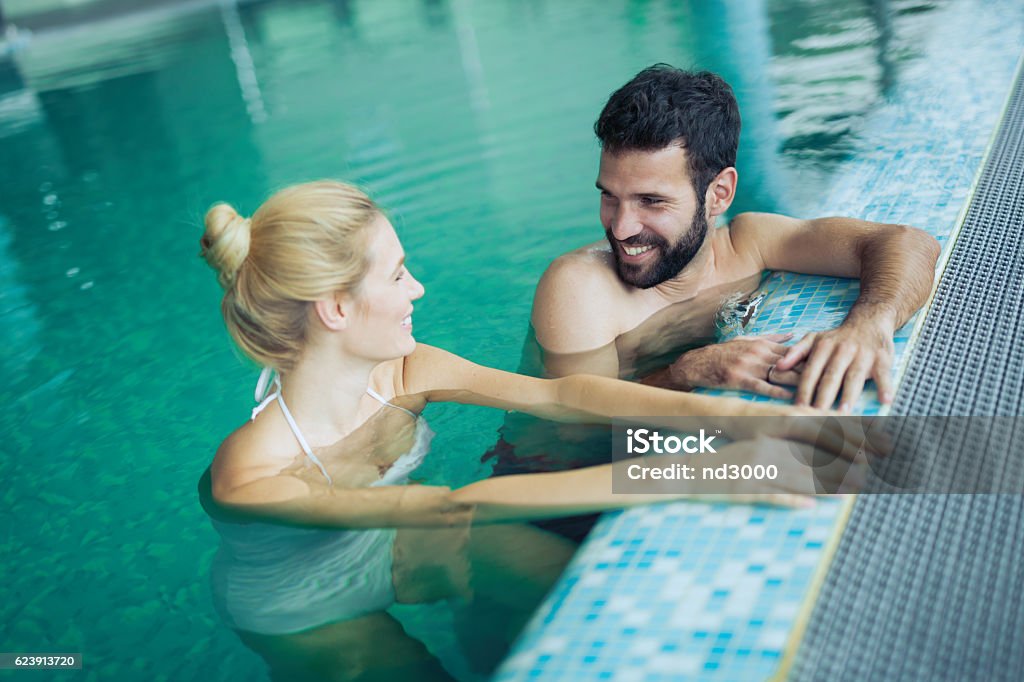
[631,434,865,503]
[729,402,890,463]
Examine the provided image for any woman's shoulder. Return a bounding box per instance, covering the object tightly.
[209,418,304,503]
[376,352,430,411]
[369,356,408,400]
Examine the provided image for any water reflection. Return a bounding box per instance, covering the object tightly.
[220,0,268,125]
[0,215,41,393]
[868,0,896,97]
[687,0,794,216]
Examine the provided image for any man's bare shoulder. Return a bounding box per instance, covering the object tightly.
[718,213,805,274]
[531,243,629,354]
[541,243,624,294]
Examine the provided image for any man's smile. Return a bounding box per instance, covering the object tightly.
[618,242,658,262]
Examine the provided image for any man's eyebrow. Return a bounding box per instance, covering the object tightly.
[390,256,406,276]
[596,181,669,200]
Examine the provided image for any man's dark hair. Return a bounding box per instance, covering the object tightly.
[594,65,741,198]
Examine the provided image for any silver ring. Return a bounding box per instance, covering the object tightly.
[767,365,776,383]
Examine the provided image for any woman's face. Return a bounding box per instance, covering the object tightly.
[345,214,425,362]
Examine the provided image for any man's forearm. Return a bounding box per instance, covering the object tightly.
[638,364,694,391]
[850,225,940,332]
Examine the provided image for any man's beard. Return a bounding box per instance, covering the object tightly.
[608,208,709,289]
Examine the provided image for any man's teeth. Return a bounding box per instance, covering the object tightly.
[623,244,654,256]
[402,316,412,326]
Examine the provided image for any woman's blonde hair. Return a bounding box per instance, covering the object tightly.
[200,181,379,371]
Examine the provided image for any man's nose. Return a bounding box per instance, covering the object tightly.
[609,204,643,241]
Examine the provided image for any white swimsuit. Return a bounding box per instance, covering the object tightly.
[208,369,433,635]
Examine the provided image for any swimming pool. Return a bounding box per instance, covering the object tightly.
[0,0,1007,679]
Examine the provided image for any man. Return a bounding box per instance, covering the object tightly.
[483,65,937,543]
[531,64,939,411]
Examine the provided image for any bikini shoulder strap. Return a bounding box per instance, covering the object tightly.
[251,368,334,486]
[365,386,417,419]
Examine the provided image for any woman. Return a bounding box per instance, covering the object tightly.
[198,181,846,681]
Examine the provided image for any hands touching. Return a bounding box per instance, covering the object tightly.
[671,320,895,412]
[774,318,895,411]
[706,400,888,501]
[669,333,803,399]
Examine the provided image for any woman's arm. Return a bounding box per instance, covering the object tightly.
[201,454,811,530]
[402,343,769,422]
[450,441,823,523]
[402,344,876,462]
[201,467,475,529]
[451,463,683,521]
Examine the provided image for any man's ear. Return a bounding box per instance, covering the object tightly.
[313,292,350,331]
[705,167,738,218]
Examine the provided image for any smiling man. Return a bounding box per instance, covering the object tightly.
[531,64,940,411]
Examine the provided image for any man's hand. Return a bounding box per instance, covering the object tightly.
[670,333,803,399]
[774,319,895,411]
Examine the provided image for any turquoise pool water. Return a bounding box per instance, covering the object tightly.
[0,0,974,679]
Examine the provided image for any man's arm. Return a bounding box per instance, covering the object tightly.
[731,212,940,410]
[639,333,800,400]
[530,254,622,378]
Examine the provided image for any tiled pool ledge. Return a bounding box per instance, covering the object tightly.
[495,3,1024,680]
[789,24,1024,679]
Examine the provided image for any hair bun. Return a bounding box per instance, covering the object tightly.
[201,203,251,288]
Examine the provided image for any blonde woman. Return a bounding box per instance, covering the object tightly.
[198,181,851,681]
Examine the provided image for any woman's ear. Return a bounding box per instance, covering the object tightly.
[705,166,738,218]
[313,292,349,331]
